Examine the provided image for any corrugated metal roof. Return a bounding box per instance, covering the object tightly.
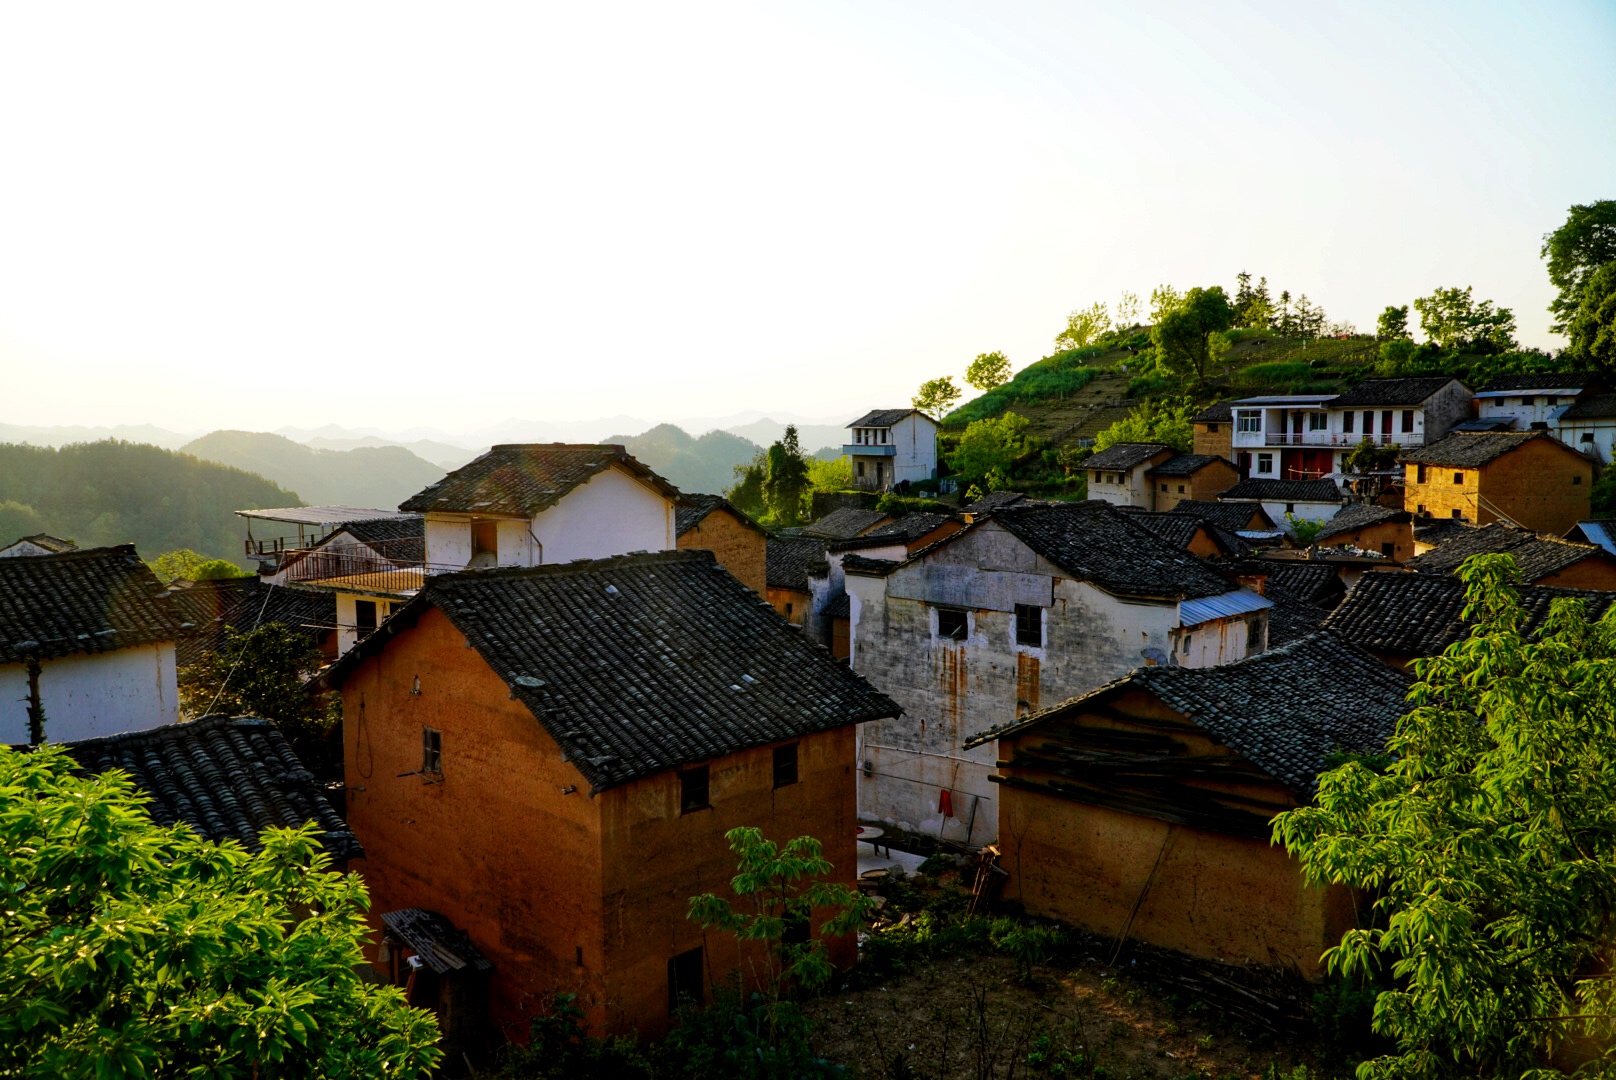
[1179,587,1272,627]
[236,506,414,526]
[1572,521,1616,557]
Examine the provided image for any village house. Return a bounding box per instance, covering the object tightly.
[0,533,78,558]
[1115,507,1251,560]
[1190,402,1233,459]
[863,512,967,555]
[802,506,894,540]
[807,535,909,660]
[0,545,179,744]
[1169,499,1281,535]
[1325,376,1472,455]
[1401,430,1594,536]
[961,631,1409,976]
[1326,572,1616,669]
[326,550,899,1039]
[1146,454,1240,511]
[1225,392,1339,481]
[167,575,338,667]
[1081,443,1175,507]
[765,535,826,627]
[1217,478,1345,531]
[1554,393,1616,465]
[963,490,1033,519]
[1567,521,1616,557]
[1405,521,1616,590]
[1309,503,1415,561]
[844,501,1271,848]
[844,409,939,492]
[1471,373,1602,431]
[674,493,768,595]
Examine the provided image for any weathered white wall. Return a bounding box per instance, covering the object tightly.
[0,643,177,744]
[892,413,939,486]
[1557,418,1616,466]
[424,517,475,569]
[0,540,58,558]
[1257,499,1342,530]
[1086,462,1155,508]
[531,466,674,564]
[335,592,396,656]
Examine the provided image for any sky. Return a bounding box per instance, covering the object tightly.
[1,1,1612,438]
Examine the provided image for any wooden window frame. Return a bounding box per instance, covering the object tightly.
[1013,604,1042,648]
[421,727,442,775]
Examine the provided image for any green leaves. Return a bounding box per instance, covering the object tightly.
[1412,286,1518,353]
[1274,553,1616,1080]
[1150,286,1233,385]
[1542,201,1616,336]
[913,377,962,418]
[0,745,441,1078]
[965,351,1013,392]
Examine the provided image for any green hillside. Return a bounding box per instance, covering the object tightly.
[604,423,762,494]
[0,441,301,563]
[182,430,446,510]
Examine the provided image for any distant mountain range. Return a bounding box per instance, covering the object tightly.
[301,435,482,471]
[0,422,196,451]
[180,431,447,511]
[602,424,762,496]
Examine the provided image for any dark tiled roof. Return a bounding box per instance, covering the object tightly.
[1173,500,1278,532]
[1082,442,1173,471]
[328,551,900,793]
[168,578,336,667]
[1413,517,1475,547]
[968,632,1410,794]
[1324,572,1616,658]
[1449,418,1517,433]
[1221,478,1343,503]
[1266,597,1331,646]
[398,444,679,515]
[1242,560,1345,608]
[0,533,79,555]
[1117,508,1247,556]
[822,592,851,620]
[1147,454,1230,477]
[865,513,961,543]
[1330,376,1462,407]
[842,554,903,577]
[341,516,426,562]
[803,507,892,540]
[1191,401,1233,423]
[1406,523,1607,580]
[991,502,1237,600]
[379,909,493,974]
[674,494,765,539]
[766,536,827,591]
[964,490,1029,513]
[1559,394,1616,421]
[1476,373,1598,393]
[849,408,921,428]
[0,545,177,665]
[1314,503,1409,542]
[62,715,361,859]
[1402,430,1549,466]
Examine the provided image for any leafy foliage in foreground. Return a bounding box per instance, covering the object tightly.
[1275,553,1616,1080]
[0,744,441,1079]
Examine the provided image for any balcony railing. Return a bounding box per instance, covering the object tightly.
[1232,431,1424,449]
[844,443,896,456]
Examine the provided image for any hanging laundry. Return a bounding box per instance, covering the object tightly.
[938,788,954,818]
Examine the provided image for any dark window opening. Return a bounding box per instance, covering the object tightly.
[1417,504,1427,514]
[1177,484,1185,493]
[784,602,793,617]
[1583,433,1595,442]
[782,917,810,947]
[1343,411,1355,434]
[1416,465,1427,483]
[856,461,865,477]
[1453,472,1464,485]
[1014,604,1042,647]
[1381,410,1393,435]
[1381,542,1396,557]
[1160,483,1167,491]
[1402,409,1415,433]
[1285,503,1296,513]
[1207,422,1220,433]
[1521,396,1536,406]
[1452,508,1463,519]
[472,520,499,559]
[773,743,799,789]
[937,608,968,640]
[680,766,710,814]
[1574,474,1583,485]
[668,947,704,1013]
[421,727,442,774]
[355,600,378,638]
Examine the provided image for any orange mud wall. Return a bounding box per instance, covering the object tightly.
[1405,439,1594,537]
[678,511,767,596]
[343,607,858,1040]
[992,688,1356,977]
[767,586,811,626]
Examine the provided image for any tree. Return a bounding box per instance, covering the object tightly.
[804,454,852,495]
[949,412,1029,495]
[0,499,45,543]
[965,350,1012,391]
[1567,261,1616,375]
[1284,512,1325,546]
[1149,284,1182,325]
[1232,272,1274,329]
[1413,286,1518,352]
[762,426,811,528]
[1274,554,1616,1080]
[1542,201,1616,335]
[1342,438,1402,477]
[726,458,766,518]
[180,622,329,743]
[1115,290,1142,330]
[150,548,215,583]
[912,376,961,417]
[1292,294,1327,339]
[0,743,441,1078]
[1150,286,1234,384]
[1376,305,1411,342]
[1054,303,1110,351]
[1093,397,1196,453]
[1274,290,1294,336]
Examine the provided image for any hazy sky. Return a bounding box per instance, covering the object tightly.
[2,1,1612,437]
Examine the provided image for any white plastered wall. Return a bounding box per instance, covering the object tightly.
[0,643,178,744]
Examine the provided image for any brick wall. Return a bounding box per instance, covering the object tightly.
[677,509,767,595]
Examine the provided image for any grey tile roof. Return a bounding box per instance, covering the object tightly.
[766,536,828,591]
[379,909,493,974]
[168,578,336,667]
[1229,559,1345,608]
[327,550,899,793]
[1559,394,1616,421]
[1191,401,1234,423]
[1265,596,1331,646]
[964,490,1030,513]
[62,715,361,860]
[1082,442,1173,471]
[849,409,921,428]
[1329,376,1463,407]
[991,502,1238,600]
[1173,500,1278,533]
[865,512,961,543]
[340,516,426,562]
[0,533,78,555]
[674,493,765,539]
[842,554,903,577]
[1324,572,1616,658]
[0,545,178,665]
[1402,430,1552,466]
[1117,508,1249,556]
[1314,503,1409,542]
[803,507,892,540]
[968,631,1410,794]
[1147,453,1230,477]
[1476,373,1598,393]
[1413,517,1475,547]
[822,592,851,620]
[398,444,680,515]
[1221,479,1343,503]
[1406,522,1608,580]
[1449,418,1518,433]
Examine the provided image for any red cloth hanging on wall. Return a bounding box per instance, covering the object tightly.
[938,788,954,818]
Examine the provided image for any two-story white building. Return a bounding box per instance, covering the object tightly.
[1471,374,1601,432]
[845,500,1270,847]
[845,409,939,492]
[1548,393,1616,466]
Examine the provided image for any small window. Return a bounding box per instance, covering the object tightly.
[421,727,442,774]
[1286,502,1296,513]
[1574,474,1583,485]
[1416,465,1427,483]
[1417,504,1427,514]
[680,766,710,814]
[856,461,865,477]
[1207,422,1220,433]
[1521,396,1536,406]
[1453,471,1465,485]
[355,600,378,638]
[1309,412,1327,431]
[773,743,799,788]
[1343,411,1355,434]
[936,608,968,641]
[1381,542,1396,557]
[1014,604,1042,647]
[784,602,793,617]
[1363,410,1374,434]
[1381,410,1393,434]
[472,520,499,558]
[1160,483,1168,492]
[668,947,705,1013]
[1452,508,1463,519]
[1402,410,1415,433]
[1177,484,1185,493]
[1257,453,1274,473]
[1583,433,1595,443]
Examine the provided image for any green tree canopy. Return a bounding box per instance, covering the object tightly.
[180,622,330,746]
[1150,286,1233,384]
[1149,284,1183,324]
[1542,200,1616,335]
[949,412,1029,494]
[912,376,962,417]
[1232,271,1274,329]
[1376,305,1410,341]
[762,426,811,528]
[1054,303,1111,351]
[1413,285,1518,352]
[0,500,46,544]
[965,350,1013,391]
[1275,554,1616,1080]
[1093,397,1196,453]
[805,453,852,494]
[1568,261,1616,375]
[0,743,441,1078]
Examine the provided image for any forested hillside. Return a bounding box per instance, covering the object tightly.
[182,431,446,509]
[604,423,762,494]
[0,441,300,562]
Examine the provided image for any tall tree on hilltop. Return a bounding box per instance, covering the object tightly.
[965,350,1012,391]
[762,426,811,527]
[1376,305,1411,341]
[1149,284,1182,325]
[1413,286,1517,352]
[912,376,961,417]
[1055,302,1111,350]
[1114,290,1142,330]
[1151,286,1233,385]
[1568,261,1616,375]
[1232,271,1274,329]
[1542,201,1616,335]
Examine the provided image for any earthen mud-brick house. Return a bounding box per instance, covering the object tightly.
[1401,430,1594,536]
[674,493,768,595]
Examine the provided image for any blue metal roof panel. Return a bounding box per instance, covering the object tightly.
[1179,587,1273,627]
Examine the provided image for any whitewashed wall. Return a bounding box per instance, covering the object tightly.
[892,413,939,486]
[530,466,674,564]
[0,643,177,744]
